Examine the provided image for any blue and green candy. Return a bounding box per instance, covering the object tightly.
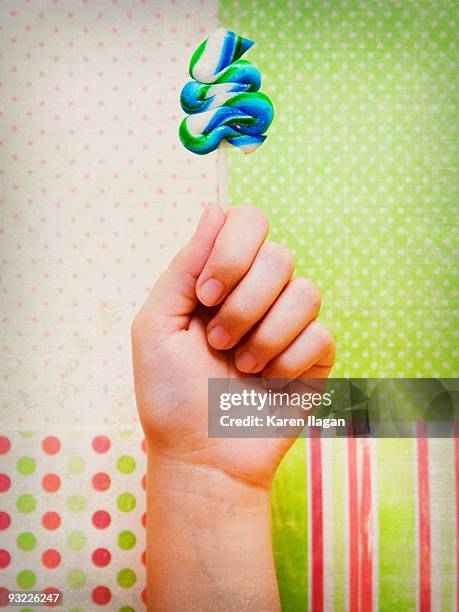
[179,28,274,155]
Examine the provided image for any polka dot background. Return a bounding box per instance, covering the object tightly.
[0,0,219,428]
[221,0,459,378]
[0,431,147,609]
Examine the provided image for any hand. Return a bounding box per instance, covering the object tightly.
[132,204,335,612]
[132,204,335,489]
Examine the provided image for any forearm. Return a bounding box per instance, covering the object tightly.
[146,447,281,612]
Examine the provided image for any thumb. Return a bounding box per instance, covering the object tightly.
[135,204,226,336]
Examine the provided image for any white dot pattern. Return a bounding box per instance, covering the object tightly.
[221,0,459,378]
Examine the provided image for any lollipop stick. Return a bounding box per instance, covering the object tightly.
[217,145,229,210]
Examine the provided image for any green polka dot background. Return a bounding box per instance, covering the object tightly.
[16,457,36,476]
[67,569,87,589]
[117,455,137,475]
[16,494,36,514]
[118,531,137,550]
[16,532,36,552]
[67,531,86,552]
[221,0,458,378]
[67,456,86,476]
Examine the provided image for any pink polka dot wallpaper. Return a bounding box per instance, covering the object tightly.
[0,0,219,428]
[0,0,219,609]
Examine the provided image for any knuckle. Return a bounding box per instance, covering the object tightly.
[310,321,335,351]
[263,241,295,273]
[204,251,245,282]
[232,204,269,231]
[217,295,255,331]
[250,332,280,356]
[228,302,254,328]
[277,358,298,379]
[222,245,249,271]
[293,277,322,312]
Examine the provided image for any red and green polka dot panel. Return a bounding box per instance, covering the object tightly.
[0,431,147,610]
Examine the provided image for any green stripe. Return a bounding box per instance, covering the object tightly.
[233,34,245,63]
[272,438,308,612]
[189,39,207,76]
[377,440,416,612]
[430,440,455,612]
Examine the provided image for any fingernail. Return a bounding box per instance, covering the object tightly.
[236,351,258,373]
[207,325,232,349]
[197,278,224,306]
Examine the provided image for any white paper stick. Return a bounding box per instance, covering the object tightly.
[217,145,229,210]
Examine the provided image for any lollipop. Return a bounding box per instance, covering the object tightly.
[179,28,274,156]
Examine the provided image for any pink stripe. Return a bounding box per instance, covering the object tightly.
[359,439,372,612]
[310,434,324,612]
[348,437,359,612]
[417,424,431,612]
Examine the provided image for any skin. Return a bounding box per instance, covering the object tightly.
[132,204,335,612]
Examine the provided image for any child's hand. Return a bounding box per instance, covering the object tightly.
[132,204,335,489]
[132,204,335,610]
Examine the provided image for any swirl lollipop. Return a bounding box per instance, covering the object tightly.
[179,28,274,156]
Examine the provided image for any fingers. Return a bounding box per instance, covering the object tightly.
[206,241,295,350]
[262,321,336,381]
[132,204,226,338]
[234,278,321,373]
[195,205,269,307]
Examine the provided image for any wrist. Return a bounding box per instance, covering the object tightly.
[147,446,272,517]
[145,447,280,611]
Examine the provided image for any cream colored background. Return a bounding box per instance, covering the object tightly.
[0,0,219,429]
